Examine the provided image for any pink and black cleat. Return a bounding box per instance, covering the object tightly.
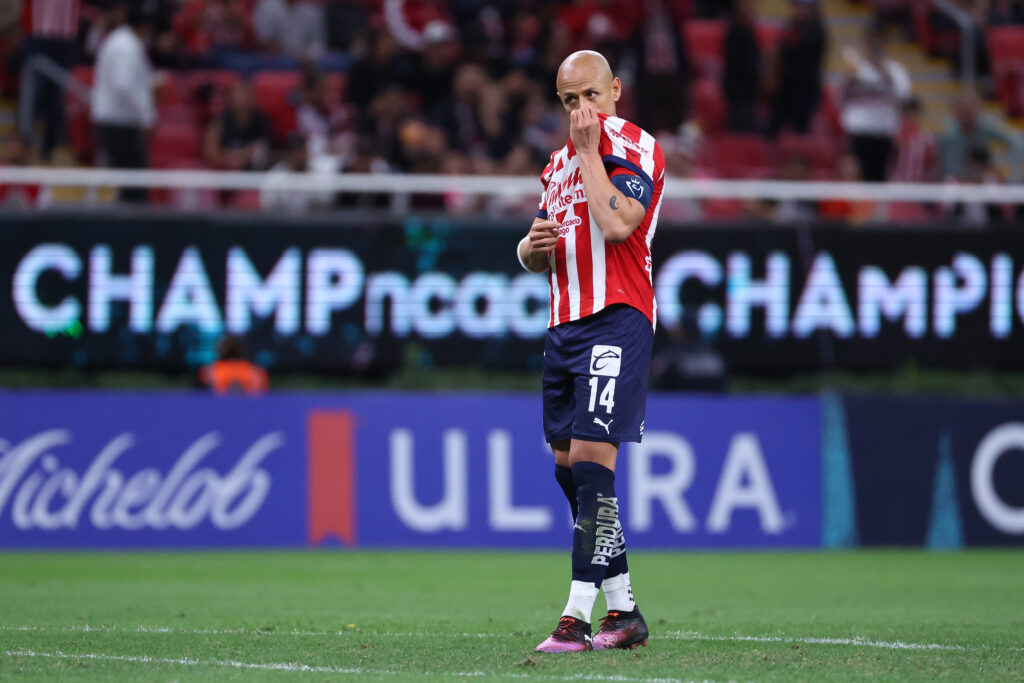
[534,616,594,652]
[593,608,649,650]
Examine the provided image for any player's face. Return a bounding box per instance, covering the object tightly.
[556,71,621,117]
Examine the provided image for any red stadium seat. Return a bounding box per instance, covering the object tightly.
[158,103,201,126]
[987,26,1024,63]
[704,134,774,178]
[184,69,241,122]
[777,133,836,172]
[756,23,784,53]
[685,20,724,77]
[691,78,726,133]
[149,123,202,168]
[252,70,302,143]
[155,71,189,107]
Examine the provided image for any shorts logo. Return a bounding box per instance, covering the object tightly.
[590,345,622,377]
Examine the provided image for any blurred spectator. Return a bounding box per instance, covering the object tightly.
[723,0,761,132]
[946,147,1008,226]
[91,3,155,203]
[254,0,325,60]
[260,131,333,214]
[633,0,689,134]
[406,20,458,117]
[325,0,371,52]
[0,138,44,207]
[939,93,1024,182]
[178,0,247,54]
[839,23,911,182]
[296,66,352,168]
[650,314,727,392]
[199,335,269,395]
[659,123,706,223]
[139,0,181,68]
[988,0,1024,24]
[384,0,454,51]
[202,80,270,169]
[769,0,826,135]
[20,0,80,160]
[771,152,817,223]
[819,153,876,224]
[891,97,938,182]
[346,28,411,110]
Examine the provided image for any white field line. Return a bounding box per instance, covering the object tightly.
[2,624,1020,653]
[1,649,718,683]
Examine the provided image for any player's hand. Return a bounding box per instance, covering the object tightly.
[570,102,601,154]
[528,220,560,254]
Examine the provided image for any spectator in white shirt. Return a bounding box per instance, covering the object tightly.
[91,3,155,202]
[839,23,911,182]
[253,0,326,60]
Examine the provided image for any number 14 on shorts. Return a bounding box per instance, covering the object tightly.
[588,344,621,414]
[587,376,616,414]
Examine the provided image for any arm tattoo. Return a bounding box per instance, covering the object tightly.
[609,195,619,210]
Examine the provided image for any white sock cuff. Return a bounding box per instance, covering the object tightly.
[562,580,600,623]
[602,572,627,592]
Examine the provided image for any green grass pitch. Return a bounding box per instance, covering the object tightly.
[1,550,1021,681]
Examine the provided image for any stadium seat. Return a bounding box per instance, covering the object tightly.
[704,134,774,178]
[691,78,726,133]
[777,133,836,172]
[986,28,1024,115]
[184,69,241,122]
[756,23,784,53]
[158,103,201,127]
[149,123,202,168]
[684,20,724,77]
[252,70,303,143]
[155,71,191,108]
[685,20,784,78]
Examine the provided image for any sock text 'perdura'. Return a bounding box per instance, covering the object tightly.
[591,495,625,566]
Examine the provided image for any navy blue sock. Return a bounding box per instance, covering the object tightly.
[570,461,623,589]
[554,464,579,521]
[605,535,630,581]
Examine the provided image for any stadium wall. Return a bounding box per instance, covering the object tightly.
[5,212,1024,373]
[0,391,1020,549]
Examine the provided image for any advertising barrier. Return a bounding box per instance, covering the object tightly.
[838,395,1024,547]
[0,392,821,549]
[6,214,1024,371]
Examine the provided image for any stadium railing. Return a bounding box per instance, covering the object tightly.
[1,167,1022,204]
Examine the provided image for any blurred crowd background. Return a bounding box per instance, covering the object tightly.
[2,0,1024,223]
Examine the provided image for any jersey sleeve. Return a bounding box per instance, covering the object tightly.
[599,119,658,188]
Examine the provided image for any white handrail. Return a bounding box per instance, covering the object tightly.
[929,0,976,91]
[0,167,1020,204]
[18,54,92,143]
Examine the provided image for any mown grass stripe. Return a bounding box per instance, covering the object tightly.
[2,649,713,682]
[3,623,1018,653]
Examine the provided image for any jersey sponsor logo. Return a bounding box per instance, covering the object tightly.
[590,345,622,377]
[593,417,614,435]
[624,176,645,200]
[561,216,582,228]
[607,126,652,157]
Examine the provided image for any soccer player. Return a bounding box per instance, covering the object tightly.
[516,50,665,653]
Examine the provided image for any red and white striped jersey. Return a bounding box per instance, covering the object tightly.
[537,114,665,328]
[22,0,80,40]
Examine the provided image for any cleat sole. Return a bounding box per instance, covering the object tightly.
[629,639,648,650]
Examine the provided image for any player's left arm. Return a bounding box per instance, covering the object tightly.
[570,103,648,244]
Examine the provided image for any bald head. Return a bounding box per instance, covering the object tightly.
[555,50,620,116]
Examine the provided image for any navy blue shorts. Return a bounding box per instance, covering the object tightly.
[542,304,653,444]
